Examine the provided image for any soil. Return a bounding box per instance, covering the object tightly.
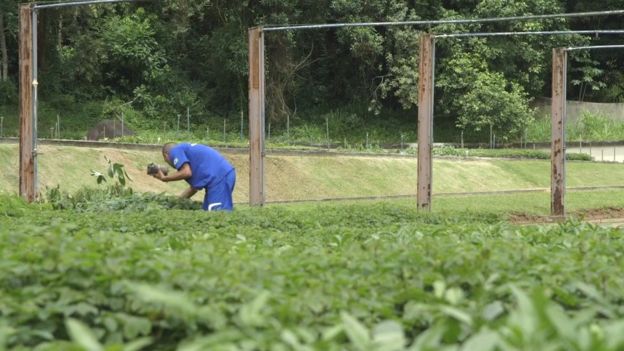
[509,207,624,226]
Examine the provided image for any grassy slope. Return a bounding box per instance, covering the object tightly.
[1,144,624,203]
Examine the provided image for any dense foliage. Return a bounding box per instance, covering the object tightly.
[2,195,624,349]
[1,0,624,140]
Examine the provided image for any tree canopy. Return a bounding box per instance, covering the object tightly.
[1,0,623,139]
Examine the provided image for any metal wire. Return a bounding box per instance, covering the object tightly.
[566,44,624,51]
[264,185,624,204]
[34,0,146,10]
[263,9,624,32]
[435,30,624,38]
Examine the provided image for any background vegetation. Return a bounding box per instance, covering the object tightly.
[2,0,624,144]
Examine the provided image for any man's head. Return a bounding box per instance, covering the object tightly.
[162,143,177,167]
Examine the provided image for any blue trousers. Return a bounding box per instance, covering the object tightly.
[203,169,236,211]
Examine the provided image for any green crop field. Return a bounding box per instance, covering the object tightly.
[2,191,624,350]
[3,143,624,350]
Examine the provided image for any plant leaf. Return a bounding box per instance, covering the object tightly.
[65,318,103,351]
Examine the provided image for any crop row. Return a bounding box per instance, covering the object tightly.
[1,197,624,350]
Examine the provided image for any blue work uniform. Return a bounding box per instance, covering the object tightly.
[169,143,236,211]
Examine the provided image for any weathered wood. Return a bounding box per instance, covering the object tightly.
[248,27,265,206]
[19,4,35,202]
[417,33,435,211]
[551,48,567,217]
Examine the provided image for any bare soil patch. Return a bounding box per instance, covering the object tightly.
[509,206,624,225]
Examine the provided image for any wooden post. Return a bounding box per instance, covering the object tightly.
[248,27,265,206]
[551,48,567,217]
[19,4,35,202]
[417,33,435,211]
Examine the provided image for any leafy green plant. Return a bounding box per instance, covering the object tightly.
[91,156,132,187]
[4,196,624,349]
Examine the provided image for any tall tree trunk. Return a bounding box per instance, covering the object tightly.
[58,13,63,50]
[0,11,8,81]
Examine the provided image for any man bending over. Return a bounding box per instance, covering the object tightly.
[153,142,236,211]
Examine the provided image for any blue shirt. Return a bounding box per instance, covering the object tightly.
[169,143,234,189]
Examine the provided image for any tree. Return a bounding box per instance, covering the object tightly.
[437,51,534,141]
[0,10,7,82]
[0,0,18,104]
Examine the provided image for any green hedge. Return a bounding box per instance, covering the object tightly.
[432,147,593,161]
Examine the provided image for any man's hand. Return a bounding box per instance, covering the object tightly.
[152,168,167,182]
[152,163,192,183]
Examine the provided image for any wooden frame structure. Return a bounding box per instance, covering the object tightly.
[551,48,567,217]
[248,12,624,211]
[416,34,435,211]
[18,6,623,210]
[549,44,624,216]
[248,27,265,206]
[18,0,141,202]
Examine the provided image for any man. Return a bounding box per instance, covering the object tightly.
[152,142,236,211]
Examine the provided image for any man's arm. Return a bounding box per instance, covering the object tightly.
[180,187,198,199]
[153,163,192,182]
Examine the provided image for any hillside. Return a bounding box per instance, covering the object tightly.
[2,143,624,204]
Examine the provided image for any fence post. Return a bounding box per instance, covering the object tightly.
[326,117,330,149]
[524,129,527,148]
[19,4,36,202]
[579,140,582,154]
[417,33,435,211]
[551,48,567,217]
[248,26,265,206]
[589,143,592,157]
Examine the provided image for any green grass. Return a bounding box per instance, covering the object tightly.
[1,144,624,204]
[430,189,624,215]
[526,111,624,143]
[262,188,624,217]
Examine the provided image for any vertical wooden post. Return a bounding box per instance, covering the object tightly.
[19,4,35,202]
[248,27,265,206]
[551,48,567,217]
[417,33,435,211]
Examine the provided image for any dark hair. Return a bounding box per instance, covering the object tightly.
[162,142,176,154]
